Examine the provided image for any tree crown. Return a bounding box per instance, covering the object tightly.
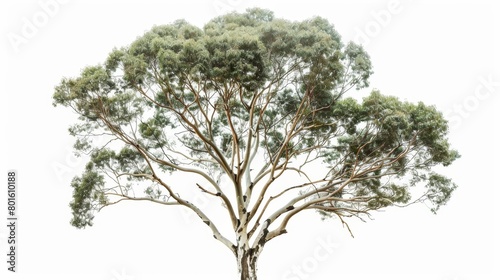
[53,9,458,247]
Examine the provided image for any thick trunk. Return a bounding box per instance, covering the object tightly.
[237,248,258,280]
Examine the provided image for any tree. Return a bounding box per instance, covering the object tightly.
[52,8,459,280]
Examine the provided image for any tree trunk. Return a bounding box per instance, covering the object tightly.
[237,248,258,280]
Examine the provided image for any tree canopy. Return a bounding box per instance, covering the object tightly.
[53,8,459,279]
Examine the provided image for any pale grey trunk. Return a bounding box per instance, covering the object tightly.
[236,247,258,280]
[235,225,260,280]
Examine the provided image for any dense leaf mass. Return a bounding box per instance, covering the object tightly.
[53,8,458,239]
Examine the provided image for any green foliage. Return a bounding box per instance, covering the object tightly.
[69,162,105,228]
[425,173,458,214]
[314,91,459,217]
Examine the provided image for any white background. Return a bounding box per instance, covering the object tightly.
[1,0,499,279]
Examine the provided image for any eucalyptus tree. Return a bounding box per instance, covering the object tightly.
[53,8,459,280]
